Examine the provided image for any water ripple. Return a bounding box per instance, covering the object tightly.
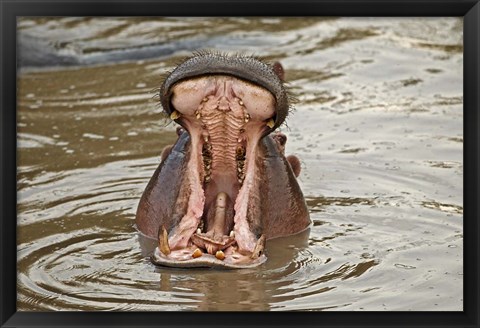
[17,16,463,311]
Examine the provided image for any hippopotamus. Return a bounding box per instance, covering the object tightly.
[136,52,310,269]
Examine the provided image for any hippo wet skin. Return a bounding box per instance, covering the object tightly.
[136,52,310,269]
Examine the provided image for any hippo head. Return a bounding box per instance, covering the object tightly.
[136,52,310,269]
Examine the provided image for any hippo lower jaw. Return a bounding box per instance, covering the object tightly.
[152,231,267,269]
[152,182,268,269]
[151,74,275,268]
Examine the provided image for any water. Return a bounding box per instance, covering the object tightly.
[17,17,463,311]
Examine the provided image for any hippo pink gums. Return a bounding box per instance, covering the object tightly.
[136,52,310,268]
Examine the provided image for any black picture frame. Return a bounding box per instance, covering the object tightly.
[1,1,478,327]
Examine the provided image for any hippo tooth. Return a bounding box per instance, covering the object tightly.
[202,97,208,102]
[239,99,244,106]
[196,228,201,234]
[229,230,235,238]
[170,110,181,120]
[266,118,275,128]
[250,235,266,259]
[192,248,203,258]
[215,250,225,261]
[236,146,245,156]
[244,113,250,123]
[159,225,171,255]
[195,110,201,119]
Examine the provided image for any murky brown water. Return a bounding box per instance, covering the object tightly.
[17,17,463,311]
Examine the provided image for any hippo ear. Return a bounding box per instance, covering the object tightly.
[272,62,285,82]
[266,60,290,133]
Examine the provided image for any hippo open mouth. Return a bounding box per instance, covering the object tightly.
[136,52,310,269]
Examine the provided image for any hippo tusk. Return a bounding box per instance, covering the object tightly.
[158,225,171,256]
[251,234,266,259]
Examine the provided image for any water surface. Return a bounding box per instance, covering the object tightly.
[17,17,463,311]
